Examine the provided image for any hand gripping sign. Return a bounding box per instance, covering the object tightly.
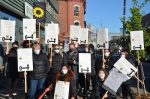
[23,19,36,40]
[97,28,109,49]
[45,24,59,44]
[0,19,16,42]
[130,30,144,50]
[102,68,128,95]
[114,57,138,79]
[70,25,81,43]
[18,48,33,72]
[79,53,91,73]
[79,28,89,44]
[54,81,70,99]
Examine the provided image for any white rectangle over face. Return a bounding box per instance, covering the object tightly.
[54,81,70,99]
[45,24,59,44]
[23,19,36,40]
[79,28,89,44]
[0,20,16,42]
[70,25,81,43]
[130,31,144,50]
[79,53,91,73]
[97,28,109,49]
[18,48,33,72]
[114,57,137,79]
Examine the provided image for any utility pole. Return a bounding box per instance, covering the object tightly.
[123,0,126,48]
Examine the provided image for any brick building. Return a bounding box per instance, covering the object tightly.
[57,0,86,41]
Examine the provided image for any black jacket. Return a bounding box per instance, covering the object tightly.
[0,44,4,58]
[6,47,19,78]
[95,77,110,99]
[29,51,49,79]
[67,49,79,72]
[51,53,62,74]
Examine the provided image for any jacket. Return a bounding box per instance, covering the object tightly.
[29,51,49,79]
[51,53,62,74]
[6,47,19,78]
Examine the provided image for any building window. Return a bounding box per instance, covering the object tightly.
[74,5,79,16]
[74,20,80,26]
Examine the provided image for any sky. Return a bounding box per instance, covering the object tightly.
[85,0,150,33]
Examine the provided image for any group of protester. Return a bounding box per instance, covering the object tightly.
[0,40,136,99]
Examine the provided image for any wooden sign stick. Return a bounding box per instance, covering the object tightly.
[102,91,108,99]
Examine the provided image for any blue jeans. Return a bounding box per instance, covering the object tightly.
[28,78,46,99]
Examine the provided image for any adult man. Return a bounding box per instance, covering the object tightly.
[121,49,135,99]
[67,43,79,79]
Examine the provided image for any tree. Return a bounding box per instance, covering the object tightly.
[124,0,150,59]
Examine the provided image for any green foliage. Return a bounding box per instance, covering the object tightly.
[123,0,150,59]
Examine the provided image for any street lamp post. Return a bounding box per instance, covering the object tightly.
[123,0,126,48]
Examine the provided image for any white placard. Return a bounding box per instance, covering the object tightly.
[45,24,59,44]
[102,68,128,95]
[0,20,16,42]
[97,28,109,49]
[23,19,36,40]
[18,48,33,72]
[25,2,33,19]
[70,25,81,43]
[130,31,144,50]
[79,28,89,44]
[114,57,137,79]
[79,53,91,73]
[54,81,70,99]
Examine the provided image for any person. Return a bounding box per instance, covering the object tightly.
[95,69,110,99]
[51,44,63,76]
[67,43,79,79]
[0,44,4,67]
[44,44,63,98]
[78,44,96,97]
[95,49,114,72]
[120,49,135,99]
[88,44,96,94]
[28,42,49,99]
[4,41,19,99]
[55,65,77,99]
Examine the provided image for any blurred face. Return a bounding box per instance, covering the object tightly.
[69,44,75,51]
[104,50,110,57]
[121,52,126,57]
[85,47,89,52]
[13,44,18,48]
[33,44,41,55]
[99,70,106,81]
[54,46,60,53]
[62,66,68,75]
